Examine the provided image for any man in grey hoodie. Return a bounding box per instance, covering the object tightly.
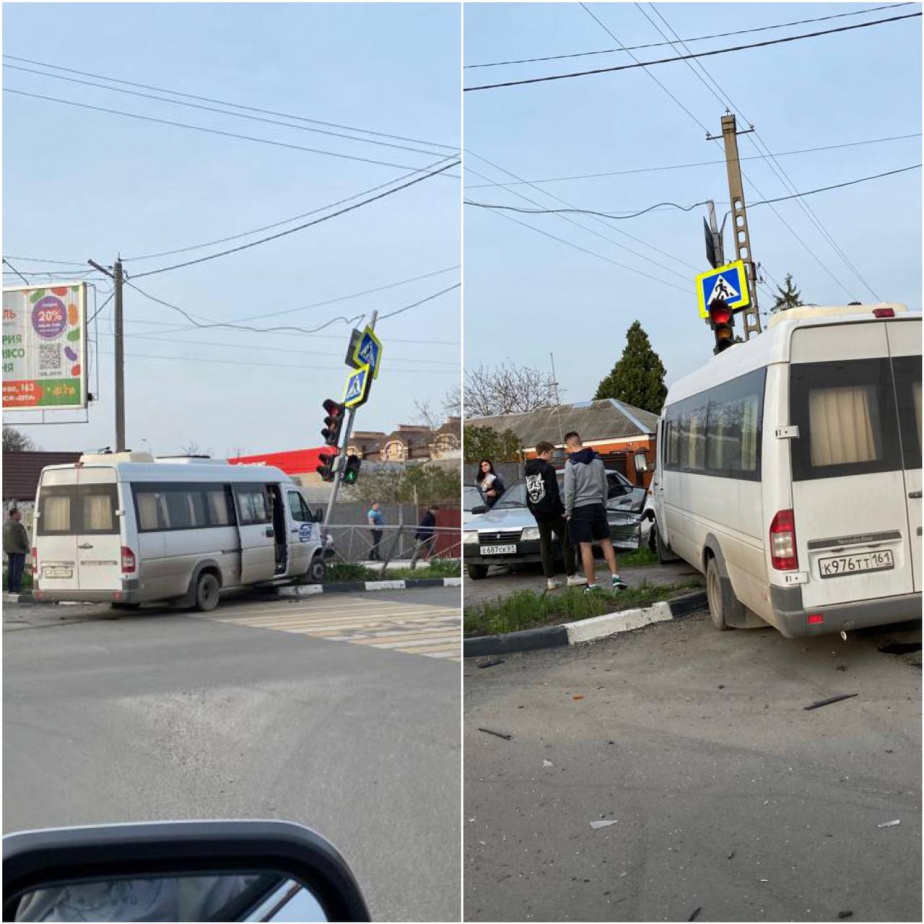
[563,432,627,593]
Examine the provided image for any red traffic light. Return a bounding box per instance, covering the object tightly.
[316,451,337,483]
[707,298,735,354]
[321,399,346,447]
[322,398,343,419]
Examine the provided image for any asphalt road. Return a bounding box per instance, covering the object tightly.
[464,611,921,923]
[4,588,461,923]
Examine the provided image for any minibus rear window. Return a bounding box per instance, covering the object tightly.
[790,358,901,481]
[37,485,119,535]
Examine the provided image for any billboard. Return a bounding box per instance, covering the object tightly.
[2,282,88,410]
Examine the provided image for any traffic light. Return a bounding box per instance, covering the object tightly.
[316,451,338,483]
[707,298,735,354]
[342,454,361,485]
[321,399,345,447]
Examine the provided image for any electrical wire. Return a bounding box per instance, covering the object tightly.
[122,155,459,262]
[638,3,875,301]
[466,163,921,219]
[465,198,709,219]
[2,254,87,266]
[464,133,922,188]
[2,53,458,152]
[2,259,30,285]
[86,292,114,325]
[4,63,453,159]
[3,88,452,173]
[466,152,698,279]
[129,159,460,279]
[377,284,460,320]
[464,11,922,91]
[465,3,912,67]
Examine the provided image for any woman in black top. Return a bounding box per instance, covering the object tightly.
[476,459,506,508]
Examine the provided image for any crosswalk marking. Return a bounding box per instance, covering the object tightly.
[196,596,460,661]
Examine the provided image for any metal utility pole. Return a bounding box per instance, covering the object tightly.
[549,352,565,446]
[88,257,126,451]
[323,310,377,527]
[708,114,762,339]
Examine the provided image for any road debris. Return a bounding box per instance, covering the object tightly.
[804,693,858,711]
[688,907,702,922]
[542,759,554,767]
[573,695,585,701]
[877,819,901,828]
[478,727,513,741]
[590,819,618,830]
[478,659,505,669]
[727,851,735,860]
[838,912,854,920]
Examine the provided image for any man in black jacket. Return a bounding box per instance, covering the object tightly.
[525,442,585,591]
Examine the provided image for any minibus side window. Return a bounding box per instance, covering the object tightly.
[206,488,234,526]
[237,489,271,525]
[892,355,922,471]
[790,358,900,481]
[287,491,313,522]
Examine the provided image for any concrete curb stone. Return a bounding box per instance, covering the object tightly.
[277,577,461,598]
[464,590,708,658]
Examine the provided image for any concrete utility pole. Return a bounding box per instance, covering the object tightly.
[708,113,762,340]
[88,257,126,451]
[323,309,377,527]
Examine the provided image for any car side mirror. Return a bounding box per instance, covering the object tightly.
[3,820,370,923]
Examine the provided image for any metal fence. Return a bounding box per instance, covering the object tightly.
[323,523,462,574]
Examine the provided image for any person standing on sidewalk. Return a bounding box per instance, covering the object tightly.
[367,501,385,561]
[4,507,30,594]
[525,442,585,591]
[563,432,627,593]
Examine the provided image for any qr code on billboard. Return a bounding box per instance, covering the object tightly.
[39,343,62,374]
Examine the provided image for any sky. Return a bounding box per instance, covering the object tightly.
[463,2,923,408]
[3,2,461,456]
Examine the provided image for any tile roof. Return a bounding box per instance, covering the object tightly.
[2,451,83,501]
[470,399,658,448]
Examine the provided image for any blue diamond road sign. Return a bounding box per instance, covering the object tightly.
[351,327,383,379]
[343,363,372,409]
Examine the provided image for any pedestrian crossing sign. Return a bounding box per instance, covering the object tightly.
[343,363,372,409]
[696,260,750,318]
[351,326,383,379]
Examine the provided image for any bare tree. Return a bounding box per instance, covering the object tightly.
[442,385,461,418]
[415,386,462,430]
[2,427,36,452]
[464,362,557,418]
[179,441,212,457]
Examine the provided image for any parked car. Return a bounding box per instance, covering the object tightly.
[463,469,646,579]
[463,484,487,525]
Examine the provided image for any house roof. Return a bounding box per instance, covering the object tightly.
[471,399,658,449]
[2,451,83,501]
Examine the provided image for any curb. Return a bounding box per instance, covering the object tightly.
[278,576,461,598]
[463,590,707,658]
[2,592,37,605]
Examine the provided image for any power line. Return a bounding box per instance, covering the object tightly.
[378,283,460,320]
[93,349,460,376]
[129,159,460,279]
[121,157,458,263]
[87,292,114,325]
[3,88,451,173]
[2,254,87,266]
[464,133,922,188]
[464,11,922,91]
[4,63,453,159]
[2,258,30,285]
[466,151,698,278]
[466,163,921,219]
[465,3,912,67]
[639,3,875,301]
[465,198,709,219]
[2,53,458,152]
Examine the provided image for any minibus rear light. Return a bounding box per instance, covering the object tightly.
[807,613,824,625]
[770,509,798,570]
[31,547,38,575]
[873,307,895,318]
[121,547,136,573]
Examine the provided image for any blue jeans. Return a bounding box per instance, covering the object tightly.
[7,552,26,593]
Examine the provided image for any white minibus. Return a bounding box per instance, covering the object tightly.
[32,452,325,611]
[653,304,921,637]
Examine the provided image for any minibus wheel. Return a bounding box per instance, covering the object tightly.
[307,553,326,584]
[194,571,221,612]
[705,558,730,631]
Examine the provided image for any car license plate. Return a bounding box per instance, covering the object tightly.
[480,544,517,555]
[43,567,73,580]
[818,549,894,578]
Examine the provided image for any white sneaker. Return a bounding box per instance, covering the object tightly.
[547,577,562,590]
[566,574,587,587]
